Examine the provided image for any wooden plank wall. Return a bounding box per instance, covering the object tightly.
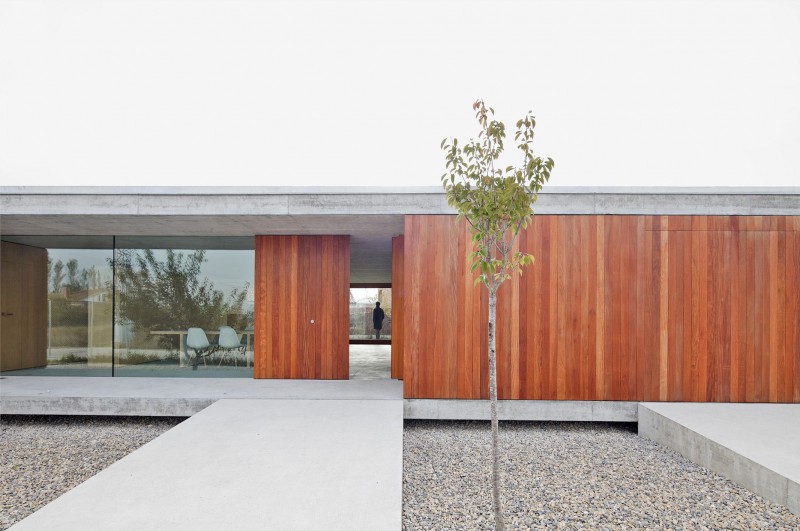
[403,216,486,398]
[0,241,48,371]
[391,236,405,379]
[402,215,800,402]
[254,235,350,379]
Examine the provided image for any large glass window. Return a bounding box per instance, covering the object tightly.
[113,237,254,377]
[47,246,114,375]
[0,236,254,378]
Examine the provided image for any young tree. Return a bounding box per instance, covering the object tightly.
[441,100,553,530]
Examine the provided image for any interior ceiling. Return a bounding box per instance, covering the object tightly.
[0,214,405,283]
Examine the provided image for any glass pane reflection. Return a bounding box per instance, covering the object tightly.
[113,239,254,377]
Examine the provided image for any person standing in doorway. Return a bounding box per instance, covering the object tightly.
[372,301,385,339]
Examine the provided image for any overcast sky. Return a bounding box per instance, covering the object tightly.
[1,0,798,188]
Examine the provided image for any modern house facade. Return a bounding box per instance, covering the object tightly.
[1,187,798,403]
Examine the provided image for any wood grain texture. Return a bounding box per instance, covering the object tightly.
[401,215,799,402]
[254,235,350,379]
[0,241,48,371]
[391,236,405,379]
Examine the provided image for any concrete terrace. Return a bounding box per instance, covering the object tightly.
[0,377,403,416]
[0,376,638,421]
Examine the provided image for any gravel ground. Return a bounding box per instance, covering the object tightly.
[0,415,183,530]
[403,420,800,530]
[4,417,797,530]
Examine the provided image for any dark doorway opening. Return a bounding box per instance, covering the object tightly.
[349,283,392,345]
[349,283,391,379]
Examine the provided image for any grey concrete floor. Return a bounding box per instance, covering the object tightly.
[349,344,391,380]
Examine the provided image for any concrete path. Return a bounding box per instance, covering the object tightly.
[639,402,800,516]
[10,398,403,531]
[0,376,402,415]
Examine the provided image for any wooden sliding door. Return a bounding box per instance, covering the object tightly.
[0,241,47,371]
[254,235,350,379]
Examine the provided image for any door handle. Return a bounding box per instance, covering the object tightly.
[1,312,13,316]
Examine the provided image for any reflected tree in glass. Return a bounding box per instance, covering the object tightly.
[113,249,249,351]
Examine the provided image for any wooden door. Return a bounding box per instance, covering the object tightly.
[1,241,47,371]
[254,235,350,379]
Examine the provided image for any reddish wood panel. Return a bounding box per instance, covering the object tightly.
[401,215,800,402]
[254,235,350,379]
[391,236,404,379]
[402,216,487,398]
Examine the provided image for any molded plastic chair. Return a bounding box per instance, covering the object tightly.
[216,326,246,367]
[186,327,211,370]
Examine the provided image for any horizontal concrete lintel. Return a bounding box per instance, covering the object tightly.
[2,187,799,220]
[2,186,799,196]
[0,186,449,196]
[403,399,638,422]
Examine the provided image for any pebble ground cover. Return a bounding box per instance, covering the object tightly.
[403,420,799,530]
[2,416,797,530]
[0,415,183,530]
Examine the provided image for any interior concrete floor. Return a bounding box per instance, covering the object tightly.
[348,344,391,380]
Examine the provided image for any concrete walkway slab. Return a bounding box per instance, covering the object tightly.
[10,398,403,531]
[0,376,402,415]
[638,402,800,516]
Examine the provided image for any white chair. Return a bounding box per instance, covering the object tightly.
[186,328,211,370]
[216,326,246,367]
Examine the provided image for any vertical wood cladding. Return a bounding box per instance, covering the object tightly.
[402,215,800,402]
[254,235,350,379]
[391,236,405,379]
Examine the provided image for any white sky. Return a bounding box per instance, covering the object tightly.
[1,0,798,188]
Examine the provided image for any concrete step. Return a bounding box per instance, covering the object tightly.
[638,402,800,517]
[0,376,403,416]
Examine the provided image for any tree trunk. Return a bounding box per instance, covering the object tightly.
[488,287,504,530]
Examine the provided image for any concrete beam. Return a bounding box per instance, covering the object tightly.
[2,187,798,220]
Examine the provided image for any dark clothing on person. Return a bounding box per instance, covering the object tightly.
[373,307,385,330]
[373,305,385,339]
